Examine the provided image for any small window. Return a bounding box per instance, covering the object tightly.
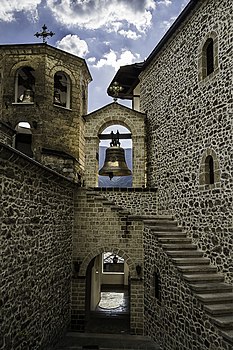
[14,122,33,157]
[15,67,35,103]
[206,39,214,76]
[205,155,214,184]
[54,72,71,109]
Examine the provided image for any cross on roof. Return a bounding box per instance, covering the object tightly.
[34,24,55,44]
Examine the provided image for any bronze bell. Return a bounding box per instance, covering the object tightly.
[99,145,132,179]
[22,89,34,103]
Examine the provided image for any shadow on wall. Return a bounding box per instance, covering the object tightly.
[98,146,132,188]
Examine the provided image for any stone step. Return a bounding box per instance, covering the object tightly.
[190,283,233,294]
[162,244,197,250]
[219,330,233,345]
[166,250,204,258]
[196,293,233,304]
[172,258,210,265]
[155,232,187,238]
[149,225,183,232]
[177,265,217,274]
[158,237,192,244]
[128,215,173,221]
[143,219,177,226]
[211,315,233,329]
[183,274,225,283]
[204,303,233,316]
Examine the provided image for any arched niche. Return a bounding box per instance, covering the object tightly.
[14,122,33,157]
[84,103,146,188]
[98,124,133,188]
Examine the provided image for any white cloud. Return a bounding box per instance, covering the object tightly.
[87,57,96,63]
[161,16,177,31]
[157,0,172,6]
[0,0,41,22]
[118,30,141,40]
[46,0,156,35]
[56,34,89,58]
[93,49,140,71]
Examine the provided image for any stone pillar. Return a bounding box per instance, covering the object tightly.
[84,136,99,187]
[130,278,144,335]
[132,135,146,187]
[71,277,86,331]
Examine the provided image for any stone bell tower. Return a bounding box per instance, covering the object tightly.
[0,43,92,181]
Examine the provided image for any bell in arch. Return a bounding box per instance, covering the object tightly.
[21,89,34,103]
[99,131,132,180]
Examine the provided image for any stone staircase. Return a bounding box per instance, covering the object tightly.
[133,215,233,345]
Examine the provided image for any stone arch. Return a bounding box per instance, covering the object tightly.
[198,31,219,81]
[49,65,75,86]
[199,148,221,187]
[79,246,136,277]
[84,103,146,187]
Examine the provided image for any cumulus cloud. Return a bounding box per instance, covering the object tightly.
[0,0,41,22]
[46,0,156,35]
[92,49,140,71]
[157,0,172,6]
[118,30,141,40]
[56,34,89,58]
[161,16,177,31]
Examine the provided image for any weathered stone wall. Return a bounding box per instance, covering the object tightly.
[84,102,146,187]
[0,44,91,175]
[140,0,232,282]
[1,143,74,350]
[72,188,145,334]
[144,226,232,350]
[90,187,158,215]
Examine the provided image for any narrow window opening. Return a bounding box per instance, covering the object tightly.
[205,155,214,184]
[54,72,71,109]
[15,67,35,103]
[14,122,33,157]
[206,39,214,76]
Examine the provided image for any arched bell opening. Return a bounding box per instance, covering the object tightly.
[85,252,130,334]
[14,122,33,158]
[98,125,132,188]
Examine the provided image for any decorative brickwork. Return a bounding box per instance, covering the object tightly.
[140,0,232,283]
[1,143,74,350]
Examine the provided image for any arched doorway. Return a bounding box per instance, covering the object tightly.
[85,252,130,334]
[98,125,132,188]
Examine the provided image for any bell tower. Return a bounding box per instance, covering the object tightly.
[0,43,92,182]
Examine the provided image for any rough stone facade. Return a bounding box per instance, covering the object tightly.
[144,226,232,350]
[1,142,74,350]
[84,102,146,187]
[140,0,232,283]
[91,187,158,216]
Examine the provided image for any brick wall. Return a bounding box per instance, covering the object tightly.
[1,143,74,350]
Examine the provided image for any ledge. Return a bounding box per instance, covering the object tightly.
[89,187,157,193]
[0,142,77,188]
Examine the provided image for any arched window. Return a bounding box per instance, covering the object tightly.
[205,155,214,184]
[15,67,35,103]
[54,72,71,109]
[14,122,33,157]
[198,33,218,81]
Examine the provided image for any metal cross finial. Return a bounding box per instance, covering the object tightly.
[34,24,55,44]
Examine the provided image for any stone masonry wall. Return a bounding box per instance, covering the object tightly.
[144,226,232,350]
[72,188,145,334]
[140,0,232,282]
[91,187,158,216]
[1,143,74,350]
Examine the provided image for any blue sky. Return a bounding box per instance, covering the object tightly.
[0,0,189,113]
